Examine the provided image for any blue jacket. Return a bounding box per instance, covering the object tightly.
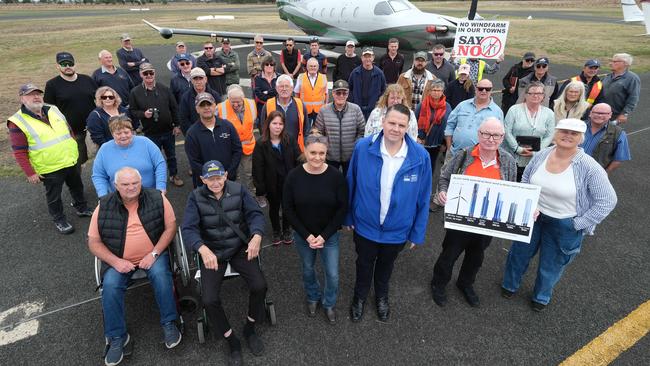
[347,65,386,119]
[344,132,432,244]
[178,86,221,134]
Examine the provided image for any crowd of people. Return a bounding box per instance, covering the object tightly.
[7,33,639,366]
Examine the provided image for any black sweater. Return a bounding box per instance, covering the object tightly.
[252,138,301,197]
[283,165,348,241]
[128,83,179,136]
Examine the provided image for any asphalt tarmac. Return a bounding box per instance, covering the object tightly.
[0,43,648,366]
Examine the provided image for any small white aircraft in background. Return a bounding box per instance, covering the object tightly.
[145,0,480,51]
[621,0,645,24]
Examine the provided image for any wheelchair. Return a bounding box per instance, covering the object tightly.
[172,227,277,344]
[93,233,193,356]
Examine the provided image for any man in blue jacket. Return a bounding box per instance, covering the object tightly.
[345,104,432,322]
[348,47,387,120]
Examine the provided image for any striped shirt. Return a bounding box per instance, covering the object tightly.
[522,146,617,235]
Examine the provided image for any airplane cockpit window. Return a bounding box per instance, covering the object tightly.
[388,0,411,13]
[373,1,393,16]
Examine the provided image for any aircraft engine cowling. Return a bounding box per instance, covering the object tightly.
[160,28,174,39]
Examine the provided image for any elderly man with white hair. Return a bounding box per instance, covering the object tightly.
[432,117,517,308]
[601,53,641,125]
[218,84,258,190]
[260,74,309,152]
[92,50,134,107]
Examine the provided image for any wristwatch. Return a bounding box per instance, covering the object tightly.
[151,250,159,260]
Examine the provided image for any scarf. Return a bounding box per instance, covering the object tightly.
[418,94,447,134]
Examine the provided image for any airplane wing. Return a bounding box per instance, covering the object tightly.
[143,20,352,46]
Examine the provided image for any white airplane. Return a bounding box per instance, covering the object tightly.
[621,0,645,24]
[144,0,480,51]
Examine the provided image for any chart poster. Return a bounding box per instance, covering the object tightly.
[452,20,510,60]
[444,174,541,243]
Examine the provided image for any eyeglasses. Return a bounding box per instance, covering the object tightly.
[479,131,504,140]
[264,63,275,66]
[536,64,548,69]
[527,92,544,96]
[611,60,623,63]
[255,41,263,44]
[286,44,294,47]
[334,90,349,96]
[142,71,155,76]
[59,61,74,67]
[192,76,205,80]
[588,66,599,70]
[476,87,492,92]
[591,111,611,115]
[204,46,214,50]
[433,53,444,56]
[525,58,535,62]
[178,61,190,66]
[100,95,115,100]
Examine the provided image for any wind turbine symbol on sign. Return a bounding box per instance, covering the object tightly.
[447,186,467,215]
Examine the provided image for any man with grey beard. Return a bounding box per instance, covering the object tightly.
[7,83,93,234]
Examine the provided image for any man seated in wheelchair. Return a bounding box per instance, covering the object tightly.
[182,160,267,365]
[88,167,182,366]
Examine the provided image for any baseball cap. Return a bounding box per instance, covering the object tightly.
[346,40,356,47]
[523,52,535,60]
[458,64,470,75]
[139,62,155,71]
[414,51,427,61]
[56,52,75,64]
[362,47,374,55]
[221,37,231,44]
[190,67,206,78]
[584,59,600,68]
[175,41,186,47]
[195,92,215,106]
[120,33,132,41]
[555,118,586,133]
[177,53,191,62]
[535,57,549,66]
[201,160,227,178]
[332,80,349,91]
[19,83,43,96]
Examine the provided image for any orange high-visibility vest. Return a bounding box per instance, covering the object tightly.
[571,76,603,105]
[218,98,257,155]
[299,72,327,114]
[266,97,305,152]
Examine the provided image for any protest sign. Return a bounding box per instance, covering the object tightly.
[452,20,510,60]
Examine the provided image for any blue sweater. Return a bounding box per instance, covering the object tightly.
[344,132,432,244]
[91,136,167,197]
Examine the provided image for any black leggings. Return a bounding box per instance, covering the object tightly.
[200,247,267,337]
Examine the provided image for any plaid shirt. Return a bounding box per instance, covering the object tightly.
[411,73,426,107]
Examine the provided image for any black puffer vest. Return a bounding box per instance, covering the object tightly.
[98,188,165,259]
[193,181,249,261]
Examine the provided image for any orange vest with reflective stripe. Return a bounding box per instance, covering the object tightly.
[266,97,305,152]
[299,72,327,114]
[571,76,603,105]
[218,98,257,155]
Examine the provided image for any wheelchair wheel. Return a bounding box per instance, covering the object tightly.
[197,319,206,344]
[266,300,277,326]
[173,228,191,287]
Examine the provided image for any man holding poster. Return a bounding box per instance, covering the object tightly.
[431,117,516,308]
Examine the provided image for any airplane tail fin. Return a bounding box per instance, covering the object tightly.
[621,0,644,22]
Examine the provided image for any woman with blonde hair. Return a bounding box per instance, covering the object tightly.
[86,86,131,146]
[364,84,418,140]
[553,80,590,122]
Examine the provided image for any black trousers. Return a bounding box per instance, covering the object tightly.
[353,232,405,300]
[41,165,87,221]
[424,146,440,175]
[201,247,267,337]
[516,166,526,182]
[326,160,349,178]
[267,189,289,234]
[431,229,493,288]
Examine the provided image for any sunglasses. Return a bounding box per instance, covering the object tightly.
[536,64,548,69]
[305,135,328,144]
[476,87,492,92]
[59,61,74,67]
[204,46,214,50]
[334,90,349,96]
[433,53,444,56]
[286,44,294,47]
[100,95,115,100]
[142,71,155,76]
[588,66,599,70]
[179,61,190,66]
[264,63,275,66]
[192,76,205,80]
[525,58,535,62]
[255,41,263,44]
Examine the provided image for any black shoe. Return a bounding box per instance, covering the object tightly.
[431,285,447,307]
[228,349,243,366]
[501,287,515,299]
[324,307,336,324]
[531,301,547,312]
[306,301,318,317]
[71,203,93,217]
[54,219,74,234]
[244,333,265,356]
[282,229,293,245]
[271,231,282,246]
[456,283,480,307]
[349,296,365,322]
[376,297,390,322]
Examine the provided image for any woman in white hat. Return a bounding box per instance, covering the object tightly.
[501,118,617,311]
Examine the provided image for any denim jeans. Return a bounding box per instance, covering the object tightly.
[147,132,177,176]
[293,231,340,308]
[502,213,584,305]
[101,251,178,338]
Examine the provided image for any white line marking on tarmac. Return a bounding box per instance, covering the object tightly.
[627,125,650,136]
[0,301,43,346]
